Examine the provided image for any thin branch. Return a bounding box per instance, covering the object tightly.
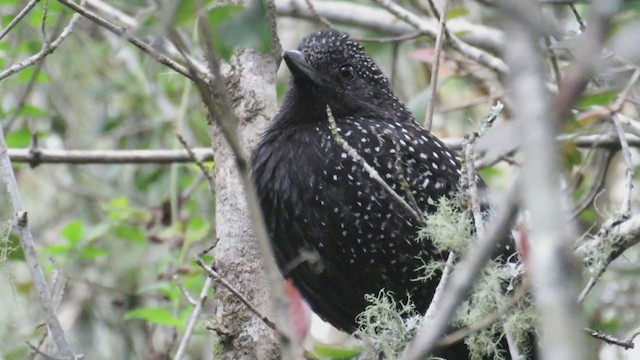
[584,327,635,350]
[0,2,83,82]
[462,102,503,238]
[370,0,509,74]
[0,107,79,360]
[423,252,455,322]
[355,32,423,44]
[275,0,506,52]
[423,0,450,131]
[56,0,202,80]
[611,114,634,215]
[325,105,424,223]
[194,258,282,336]
[7,148,213,164]
[570,149,614,219]
[0,0,40,41]
[303,0,334,28]
[568,3,586,33]
[5,131,640,165]
[439,92,504,113]
[173,275,214,360]
[173,131,215,191]
[577,213,640,303]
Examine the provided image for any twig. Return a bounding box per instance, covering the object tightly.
[25,342,64,360]
[303,0,334,28]
[608,68,640,215]
[173,131,215,191]
[0,2,83,82]
[0,105,79,360]
[423,0,450,131]
[568,3,586,33]
[174,276,198,306]
[393,144,427,224]
[423,252,455,321]
[173,275,214,360]
[0,0,40,41]
[577,214,640,303]
[402,180,520,360]
[370,0,509,74]
[194,258,282,336]
[355,32,423,43]
[584,327,634,350]
[570,150,614,219]
[545,35,562,87]
[56,0,202,80]
[275,0,506,53]
[439,92,504,113]
[462,102,503,237]
[7,148,213,164]
[4,131,640,165]
[2,55,46,132]
[325,105,423,223]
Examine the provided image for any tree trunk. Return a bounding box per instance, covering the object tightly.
[210,49,280,360]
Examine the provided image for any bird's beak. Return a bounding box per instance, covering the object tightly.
[283,50,321,84]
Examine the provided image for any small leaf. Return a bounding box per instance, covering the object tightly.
[113,224,145,244]
[175,0,195,26]
[447,8,470,20]
[214,0,272,60]
[311,344,362,360]
[18,104,48,117]
[79,247,109,259]
[124,307,182,327]
[16,66,50,83]
[61,221,83,245]
[185,216,211,244]
[5,129,31,148]
[576,89,618,110]
[562,142,582,168]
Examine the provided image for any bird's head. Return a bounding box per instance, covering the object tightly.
[281,29,411,121]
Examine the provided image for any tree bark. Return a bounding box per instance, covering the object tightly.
[210,49,280,360]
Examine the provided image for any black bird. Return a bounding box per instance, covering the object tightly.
[251,29,507,357]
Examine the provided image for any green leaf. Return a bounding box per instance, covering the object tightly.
[113,224,145,244]
[175,0,195,26]
[5,129,31,148]
[576,89,618,110]
[311,344,362,360]
[1,223,24,261]
[214,0,272,60]
[185,216,210,244]
[61,221,84,246]
[124,307,182,327]
[18,104,48,117]
[447,8,470,20]
[16,66,50,84]
[79,246,109,259]
[562,142,582,168]
[207,4,244,60]
[44,244,71,256]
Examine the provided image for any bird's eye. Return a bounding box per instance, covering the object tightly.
[338,64,355,80]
